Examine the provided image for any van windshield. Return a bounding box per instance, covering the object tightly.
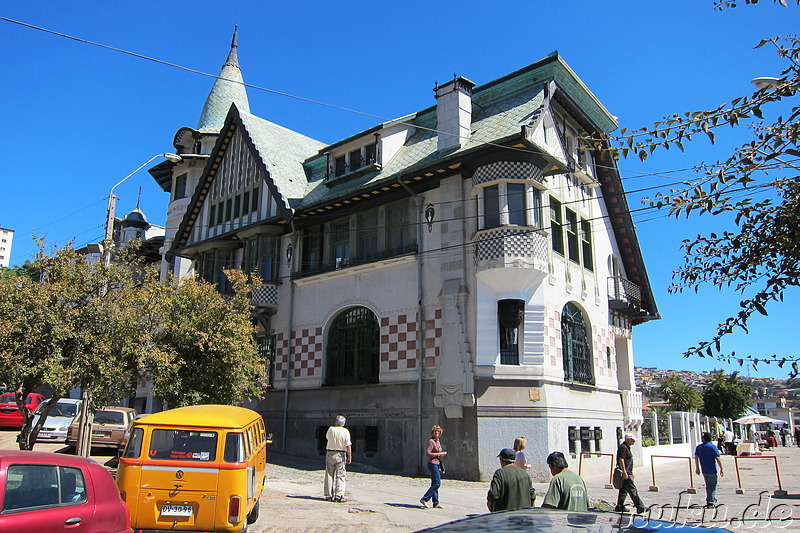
[149,429,218,462]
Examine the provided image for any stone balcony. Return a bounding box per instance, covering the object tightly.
[621,389,644,429]
[251,282,279,309]
[473,227,549,294]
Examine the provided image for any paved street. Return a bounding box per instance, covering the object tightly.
[3,428,800,531]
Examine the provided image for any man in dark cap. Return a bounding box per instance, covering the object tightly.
[486,448,536,512]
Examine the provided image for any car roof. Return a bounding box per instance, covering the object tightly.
[97,406,136,413]
[0,450,97,467]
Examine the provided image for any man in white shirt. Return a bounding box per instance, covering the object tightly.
[324,415,352,502]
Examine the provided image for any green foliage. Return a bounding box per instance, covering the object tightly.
[590,16,800,375]
[701,371,753,419]
[0,242,150,449]
[0,242,267,449]
[144,269,266,407]
[642,436,656,447]
[658,375,703,412]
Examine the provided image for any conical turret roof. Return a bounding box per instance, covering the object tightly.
[197,26,250,133]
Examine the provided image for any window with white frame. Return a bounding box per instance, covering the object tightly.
[478,182,542,231]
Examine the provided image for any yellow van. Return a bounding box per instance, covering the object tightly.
[116,405,267,532]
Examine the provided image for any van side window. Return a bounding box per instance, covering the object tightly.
[224,433,244,463]
[123,427,144,458]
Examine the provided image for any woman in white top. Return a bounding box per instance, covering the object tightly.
[513,436,532,469]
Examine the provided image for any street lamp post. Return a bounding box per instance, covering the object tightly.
[75,152,182,458]
[102,152,182,265]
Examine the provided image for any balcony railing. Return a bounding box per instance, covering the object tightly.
[474,227,548,268]
[608,276,642,314]
[622,390,644,427]
[293,243,417,279]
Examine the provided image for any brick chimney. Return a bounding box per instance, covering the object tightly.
[434,76,475,151]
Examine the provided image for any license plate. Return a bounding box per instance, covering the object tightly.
[161,504,193,517]
[92,431,107,437]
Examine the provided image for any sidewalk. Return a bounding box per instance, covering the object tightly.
[3,429,800,531]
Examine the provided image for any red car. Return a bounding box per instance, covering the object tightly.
[0,393,46,428]
[0,450,132,533]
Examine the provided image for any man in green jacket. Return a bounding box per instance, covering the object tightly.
[487,448,536,512]
[541,451,590,511]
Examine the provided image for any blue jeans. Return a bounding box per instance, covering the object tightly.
[421,462,441,505]
[703,474,718,505]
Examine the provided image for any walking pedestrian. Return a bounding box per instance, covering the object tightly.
[513,437,532,469]
[724,428,735,455]
[487,448,536,512]
[420,425,446,509]
[794,427,800,447]
[695,431,724,508]
[615,433,645,514]
[780,426,788,447]
[323,415,352,503]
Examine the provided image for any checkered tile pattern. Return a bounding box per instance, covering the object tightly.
[251,284,278,307]
[275,327,323,379]
[593,326,616,377]
[381,310,443,370]
[472,161,544,187]
[545,309,562,367]
[274,310,445,380]
[474,228,548,265]
[545,309,616,377]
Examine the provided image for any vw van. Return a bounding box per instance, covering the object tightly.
[116,405,267,532]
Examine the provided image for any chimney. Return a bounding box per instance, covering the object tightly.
[434,76,475,151]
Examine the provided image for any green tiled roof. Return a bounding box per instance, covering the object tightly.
[296,82,548,210]
[197,30,250,133]
[237,110,326,210]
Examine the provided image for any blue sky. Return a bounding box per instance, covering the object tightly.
[1,2,798,378]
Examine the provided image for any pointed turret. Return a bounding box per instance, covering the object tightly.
[197,26,251,133]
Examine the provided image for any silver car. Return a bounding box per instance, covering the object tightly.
[30,398,81,443]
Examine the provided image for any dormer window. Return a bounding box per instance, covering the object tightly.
[328,142,381,182]
[335,155,347,177]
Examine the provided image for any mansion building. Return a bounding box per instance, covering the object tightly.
[148,30,659,481]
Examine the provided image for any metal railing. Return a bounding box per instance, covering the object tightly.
[608,276,642,310]
[293,243,418,279]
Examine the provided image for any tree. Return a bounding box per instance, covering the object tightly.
[702,371,753,420]
[0,243,150,449]
[658,375,703,412]
[592,1,800,375]
[142,269,267,407]
[0,242,268,450]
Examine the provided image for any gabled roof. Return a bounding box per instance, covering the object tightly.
[169,50,658,321]
[169,105,324,250]
[237,109,326,208]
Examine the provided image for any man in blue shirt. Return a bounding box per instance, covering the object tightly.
[694,432,724,508]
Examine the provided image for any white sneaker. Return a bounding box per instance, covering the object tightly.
[420,499,429,508]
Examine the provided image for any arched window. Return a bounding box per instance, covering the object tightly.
[561,303,594,385]
[326,307,380,386]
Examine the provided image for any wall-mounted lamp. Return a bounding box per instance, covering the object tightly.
[425,203,436,233]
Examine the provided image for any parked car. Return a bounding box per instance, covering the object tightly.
[66,407,136,450]
[29,398,82,443]
[0,393,46,429]
[117,413,149,456]
[0,450,132,533]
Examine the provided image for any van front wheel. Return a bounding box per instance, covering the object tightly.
[246,502,259,524]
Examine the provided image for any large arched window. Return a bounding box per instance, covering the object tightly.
[326,307,380,386]
[561,303,594,385]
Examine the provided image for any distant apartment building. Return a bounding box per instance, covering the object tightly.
[0,227,14,268]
